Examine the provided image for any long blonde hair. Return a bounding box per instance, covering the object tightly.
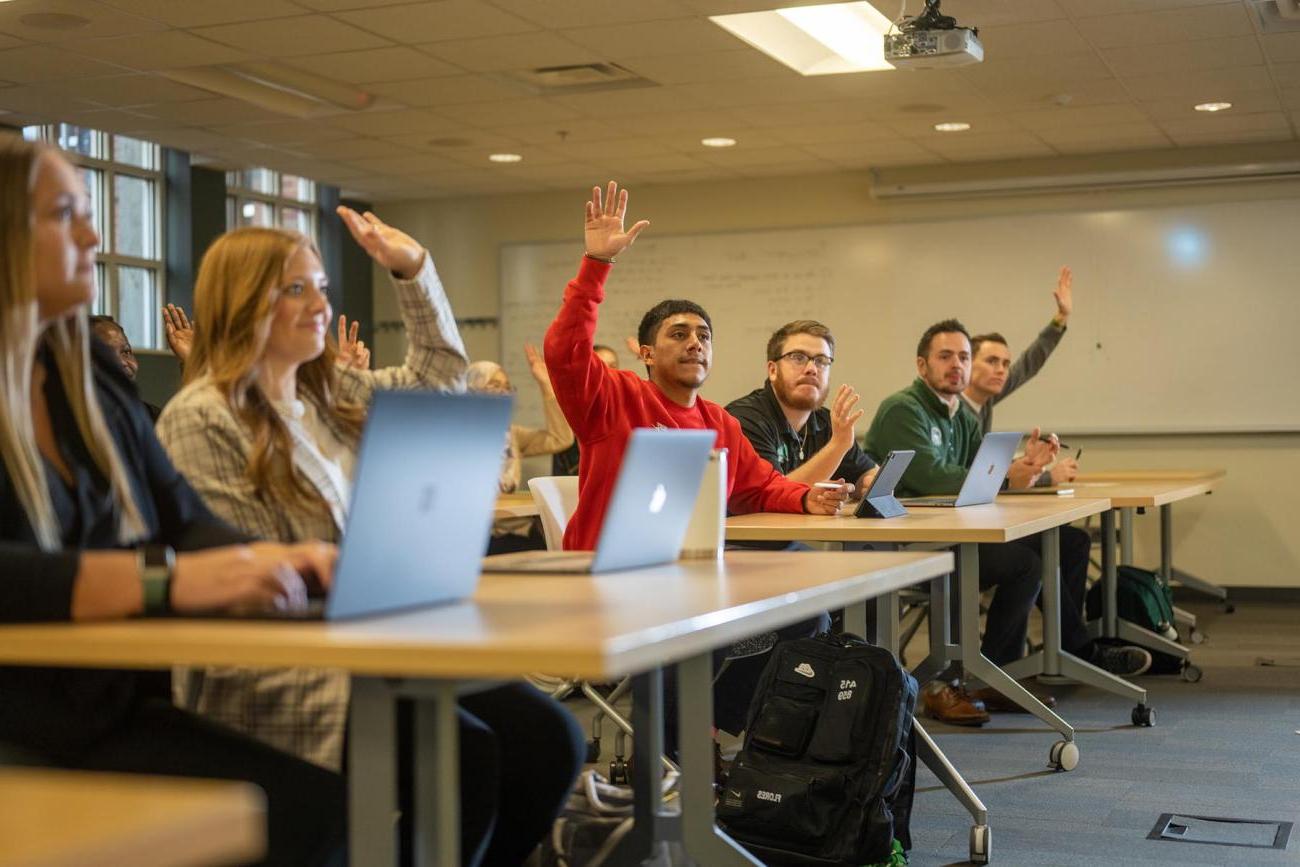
[186,227,364,513]
[0,135,146,549]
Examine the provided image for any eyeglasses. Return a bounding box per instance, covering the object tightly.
[777,350,833,370]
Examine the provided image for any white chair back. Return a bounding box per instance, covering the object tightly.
[528,476,581,551]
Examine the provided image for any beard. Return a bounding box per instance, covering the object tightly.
[773,373,824,412]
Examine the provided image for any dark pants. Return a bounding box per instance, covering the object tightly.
[661,612,831,758]
[973,525,1093,666]
[29,698,347,867]
[398,682,585,867]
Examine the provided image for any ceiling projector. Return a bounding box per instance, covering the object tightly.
[884,0,983,69]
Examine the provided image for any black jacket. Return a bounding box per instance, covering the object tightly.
[0,338,250,758]
[726,381,876,484]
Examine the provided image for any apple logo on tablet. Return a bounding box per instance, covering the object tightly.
[648,483,668,514]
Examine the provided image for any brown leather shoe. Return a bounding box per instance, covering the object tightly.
[969,684,1057,713]
[922,682,990,726]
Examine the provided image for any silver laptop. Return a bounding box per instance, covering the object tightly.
[485,428,715,574]
[243,390,513,620]
[898,431,1022,507]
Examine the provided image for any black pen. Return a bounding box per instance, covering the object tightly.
[1037,435,1069,449]
[1075,447,1083,461]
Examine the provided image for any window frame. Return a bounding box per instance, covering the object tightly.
[24,125,167,350]
[225,168,318,240]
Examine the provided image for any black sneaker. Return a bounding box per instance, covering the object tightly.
[1092,644,1152,677]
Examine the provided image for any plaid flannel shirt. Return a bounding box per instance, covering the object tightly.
[156,252,467,769]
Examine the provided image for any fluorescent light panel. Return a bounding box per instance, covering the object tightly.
[710,2,896,76]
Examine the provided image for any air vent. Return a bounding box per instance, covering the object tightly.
[507,63,657,94]
[1250,0,1300,32]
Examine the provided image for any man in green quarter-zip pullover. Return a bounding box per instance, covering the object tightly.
[865,320,1153,724]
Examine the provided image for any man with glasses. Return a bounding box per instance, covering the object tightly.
[726,320,878,494]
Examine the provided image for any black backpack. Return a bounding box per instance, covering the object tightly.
[717,632,918,866]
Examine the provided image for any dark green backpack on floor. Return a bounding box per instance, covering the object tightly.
[1086,565,1183,673]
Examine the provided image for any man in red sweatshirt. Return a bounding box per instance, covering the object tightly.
[543,181,848,757]
[543,181,848,553]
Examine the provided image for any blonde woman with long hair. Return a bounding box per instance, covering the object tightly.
[0,135,346,864]
[157,213,583,866]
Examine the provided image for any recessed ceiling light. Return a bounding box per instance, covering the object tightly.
[701,137,737,148]
[1194,101,1232,112]
[934,122,971,132]
[488,153,523,163]
[710,2,896,76]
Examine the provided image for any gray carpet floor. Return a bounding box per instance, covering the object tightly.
[572,597,1300,866]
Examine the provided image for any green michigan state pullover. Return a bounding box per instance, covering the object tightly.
[864,377,983,498]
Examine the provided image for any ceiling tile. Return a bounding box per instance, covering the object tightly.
[800,139,941,165]
[1166,126,1295,147]
[1272,62,1300,88]
[1140,90,1283,120]
[209,120,355,146]
[0,45,129,83]
[737,161,841,179]
[489,116,637,144]
[61,31,253,70]
[599,152,712,173]
[45,73,214,107]
[418,31,601,73]
[974,79,1132,111]
[963,51,1116,90]
[369,74,536,107]
[0,33,24,50]
[694,144,819,167]
[381,129,527,152]
[0,0,166,42]
[978,19,1090,58]
[560,19,741,58]
[611,108,760,138]
[1123,65,1276,101]
[341,153,466,175]
[726,100,881,128]
[549,85,714,117]
[922,131,1057,159]
[1032,120,1170,148]
[194,16,392,57]
[1010,102,1151,131]
[1156,110,1294,137]
[333,1,537,44]
[1057,0,1237,17]
[1074,3,1253,49]
[1261,32,1300,64]
[143,97,296,126]
[0,84,99,115]
[486,0,695,29]
[324,107,460,136]
[298,137,422,160]
[283,47,462,85]
[434,97,584,127]
[763,122,906,145]
[98,0,305,27]
[1047,135,1173,155]
[617,49,793,85]
[1101,34,1263,78]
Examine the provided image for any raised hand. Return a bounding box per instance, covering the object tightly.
[337,205,425,280]
[162,304,193,364]
[829,384,864,448]
[1022,427,1060,469]
[336,314,370,370]
[1054,266,1073,321]
[524,343,549,386]
[584,181,649,261]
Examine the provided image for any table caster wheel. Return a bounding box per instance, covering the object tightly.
[585,739,601,763]
[609,758,629,785]
[1187,627,1205,645]
[1048,739,1079,771]
[1181,663,1203,683]
[969,824,991,864]
[1131,704,1155,727]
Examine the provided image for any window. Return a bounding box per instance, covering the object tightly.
[226,168,317,240]
[23,124,166,350]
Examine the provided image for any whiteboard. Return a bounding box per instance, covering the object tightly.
[500,197,1300,436]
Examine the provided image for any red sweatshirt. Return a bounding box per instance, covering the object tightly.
[543,257,810,551]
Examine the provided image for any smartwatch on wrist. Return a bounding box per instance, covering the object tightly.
[138,544,175,616]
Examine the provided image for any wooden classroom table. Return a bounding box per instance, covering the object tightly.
[0,768,264,867]
[1071,472,1226,665]
[0,550,950,867]
[492,491,539,520]
[727,496,1154,768]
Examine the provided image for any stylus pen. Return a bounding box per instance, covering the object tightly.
[1038,435,1070,449]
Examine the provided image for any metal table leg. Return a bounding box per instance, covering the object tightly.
[953,541,1075,741]
[677,653,763,865]
[1161,502,1228,610]
[413,685,461,867]
[1005,529,1147,707]
[1119,507,1135,564]
[911,572,957,685]
[915,720,987,830]
[606,670,675,866]
[349,677,399,867]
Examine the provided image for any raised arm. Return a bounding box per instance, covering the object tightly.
[543,182,649,442]
[997,265,1071,405]
[334,206,468,404]
[784,385,865,488]
[514,344,574,456]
